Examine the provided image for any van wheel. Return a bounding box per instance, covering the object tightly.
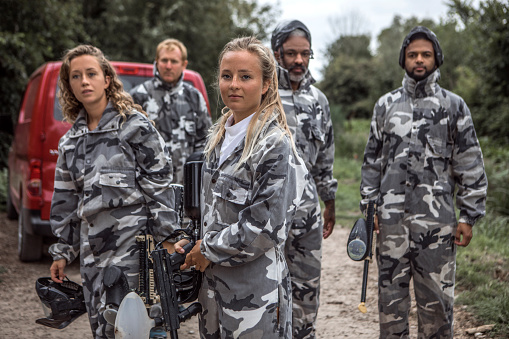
[18,208,43,262]
[6,185,18,220]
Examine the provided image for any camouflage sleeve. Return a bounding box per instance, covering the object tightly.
[49,136,81,264]
[360,100,384,214]
[201,130,306,266]
[451,100,487,226]
[192,90,213,152]
[311,89,337,202]
[124,112,179,241]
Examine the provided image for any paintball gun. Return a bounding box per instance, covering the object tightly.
[113,159,204,339]
[347,200,376,313]
[151,159,204,339]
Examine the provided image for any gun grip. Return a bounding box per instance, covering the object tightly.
[169,241,194,268]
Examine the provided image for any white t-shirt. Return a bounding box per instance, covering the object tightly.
[219,113,255,166]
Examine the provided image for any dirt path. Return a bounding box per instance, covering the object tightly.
[0,212,481,338]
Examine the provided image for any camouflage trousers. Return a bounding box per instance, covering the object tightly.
[285,185,323,339]
[79,233,141,338]
[377,215,456,339]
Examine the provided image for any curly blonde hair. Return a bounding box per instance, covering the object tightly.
[58,44,145,123]
[204,36,294,166]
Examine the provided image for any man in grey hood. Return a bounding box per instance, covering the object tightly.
[130,38,212,185]
[272,20,337,339]
[360,26,487,338]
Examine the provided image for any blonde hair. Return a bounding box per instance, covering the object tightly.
[204,36,294,166]
[58,44,145,123]
[156,38,188,62]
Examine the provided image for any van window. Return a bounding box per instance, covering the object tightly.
[53,74,151,121]
[22,75,42,122]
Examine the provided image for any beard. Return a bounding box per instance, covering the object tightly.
[407,67,435,82]
[288,64,308,83]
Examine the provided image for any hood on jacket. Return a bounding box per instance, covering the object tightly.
[399,26,444,69]
[271,20,313,56]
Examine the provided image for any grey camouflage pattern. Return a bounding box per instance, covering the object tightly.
[49,103,178,338]
[130,72,212,184]
[277,66,337,339]
[360,70,487,338]
[198,114,308,338]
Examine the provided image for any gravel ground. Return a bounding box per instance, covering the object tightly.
[0,212,487,338]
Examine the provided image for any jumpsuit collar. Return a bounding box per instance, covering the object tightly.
[403,69,441,99]
[69,102,121,137]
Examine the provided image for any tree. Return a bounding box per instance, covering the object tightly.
[320,34,374,119]
[448,0,509,143]
[0,0,87,167]
[79,0,279,119]
[0,0,279,168]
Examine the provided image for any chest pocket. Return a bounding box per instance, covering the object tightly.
[297,121,324,166]
[424,134,452,186]
[212,175,250,225]
[99,168,144,208]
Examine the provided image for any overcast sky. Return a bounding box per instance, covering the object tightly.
[261,0,480,81]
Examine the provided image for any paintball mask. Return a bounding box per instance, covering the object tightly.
[35,277,87,329]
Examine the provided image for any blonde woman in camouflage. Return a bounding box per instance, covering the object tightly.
[177,36,308,338]
[48,45,178,339]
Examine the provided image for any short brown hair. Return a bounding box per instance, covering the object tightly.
[155,38,188,62]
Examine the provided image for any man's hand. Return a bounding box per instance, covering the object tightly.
[180,240,210,272]
[323,199,336,239]
[455,222,473,247]
[50,259,67,283]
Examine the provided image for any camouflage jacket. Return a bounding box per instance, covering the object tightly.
[277,66,337,202]
[360,70,487,226]
[199,114,308,335]
[49,103,178,264]
[130,69,212,184]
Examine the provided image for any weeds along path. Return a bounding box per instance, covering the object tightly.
[0,212,479,338]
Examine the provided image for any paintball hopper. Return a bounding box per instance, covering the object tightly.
[35,277,87,329]
[347,218,370,261]
[114,292,155,339]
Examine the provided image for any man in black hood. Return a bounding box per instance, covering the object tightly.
[272,20,337,339]
[360,26,487,338]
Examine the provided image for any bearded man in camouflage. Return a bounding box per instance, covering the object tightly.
[271,20,337,339]
[360,26,488,338]
[130,38,212,184]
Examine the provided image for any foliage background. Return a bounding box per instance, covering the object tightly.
[1,0,508,335]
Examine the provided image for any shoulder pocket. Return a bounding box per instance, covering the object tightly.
[309,122,325,143]
[212,175,249,205]
[100,168,143,208]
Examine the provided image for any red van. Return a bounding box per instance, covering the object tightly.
[7,61,210,261]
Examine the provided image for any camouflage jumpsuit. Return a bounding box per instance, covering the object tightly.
[130,69,212,184]
[49,104,178,339]
[277,66,337,338]
[198,113,308,338]
[360,70,487,338]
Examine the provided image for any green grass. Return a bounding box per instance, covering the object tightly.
[332,118,369,227]
[456,213,509,337]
